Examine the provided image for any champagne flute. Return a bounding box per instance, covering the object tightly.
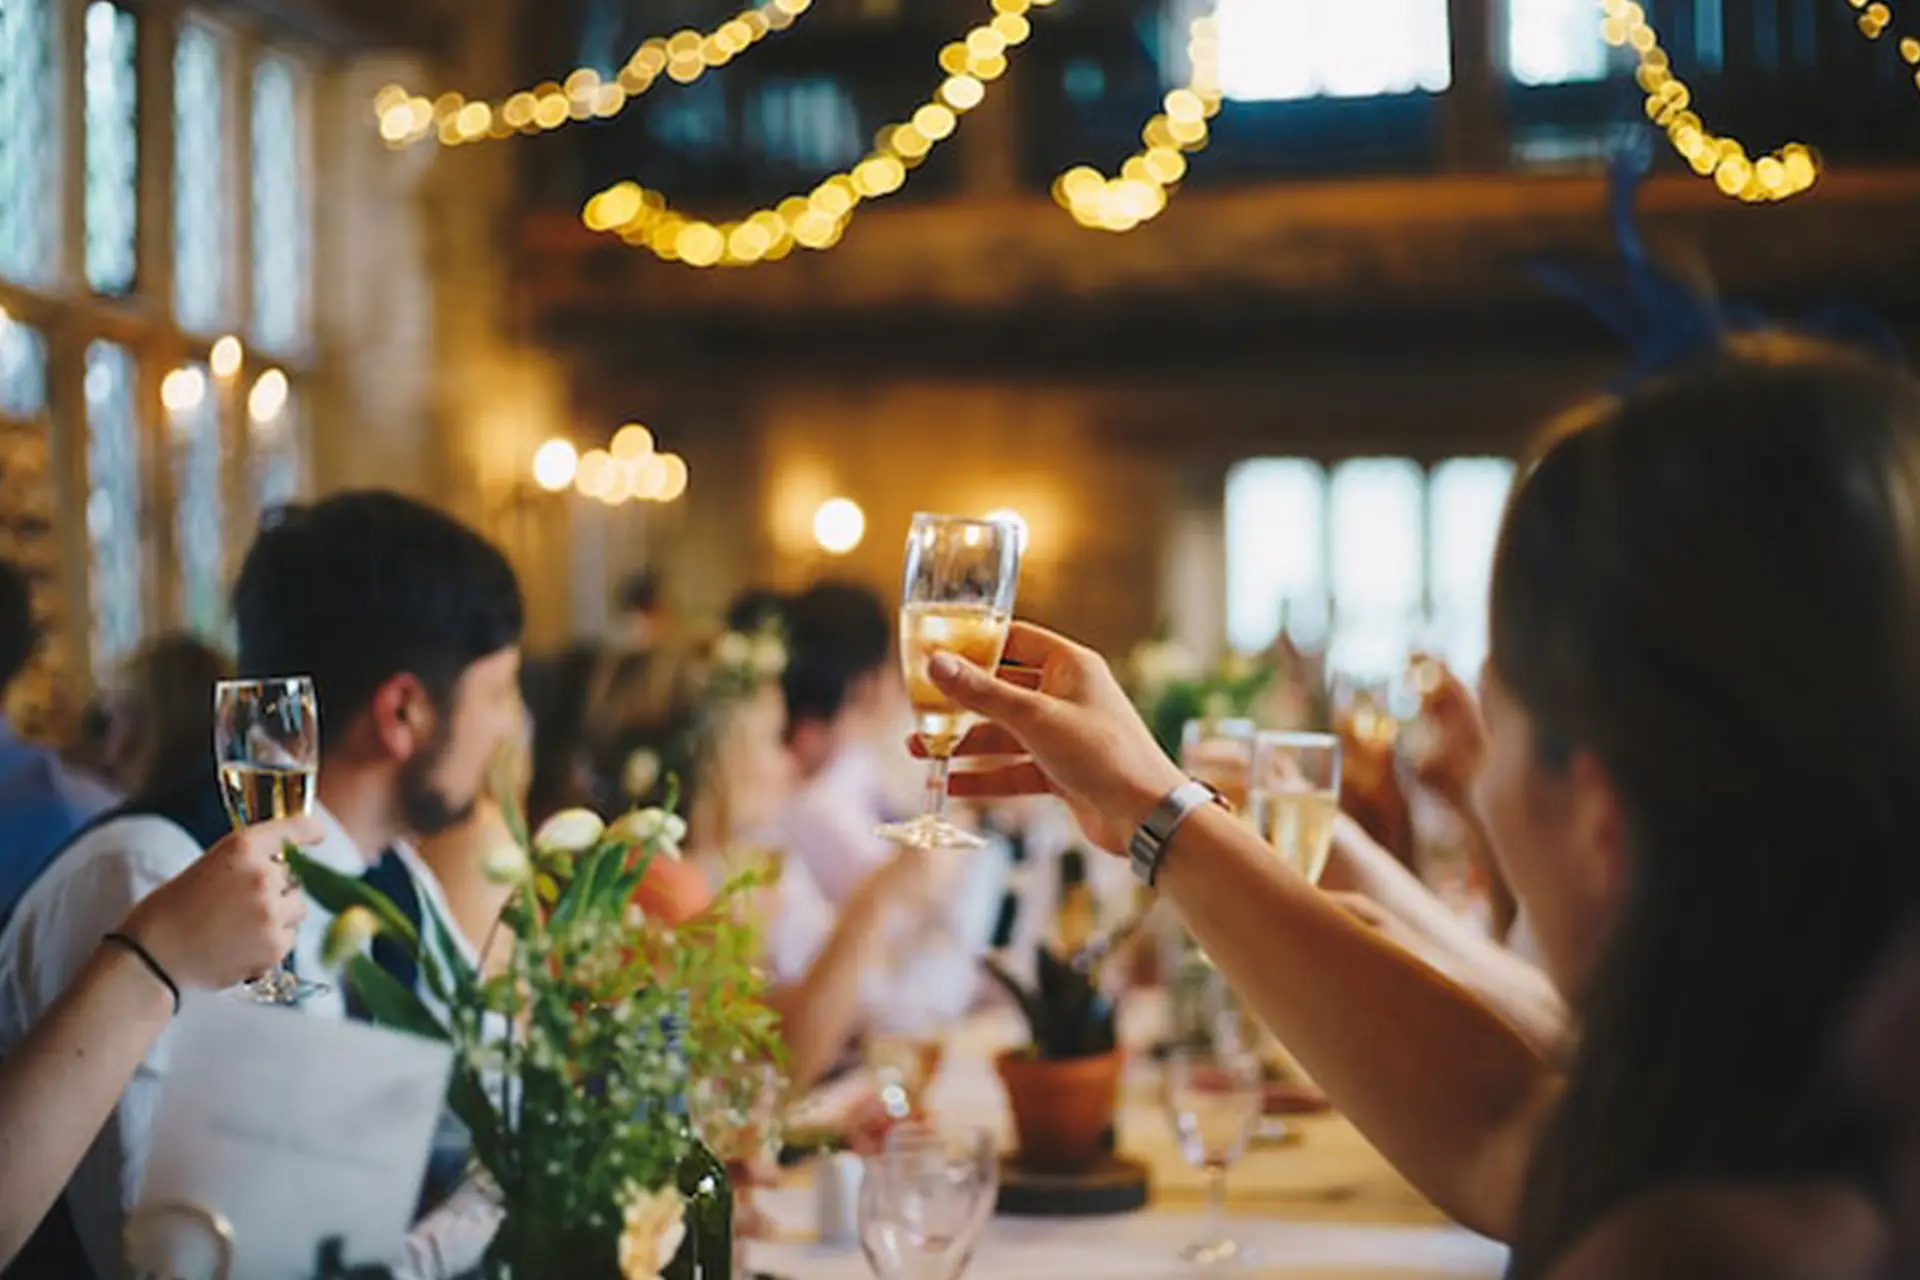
[878,514,1023,851]
[1163,977,1265,1265]
[213,676,325,1004]
[1179,718,1256,814]
[1246,731,1341,886]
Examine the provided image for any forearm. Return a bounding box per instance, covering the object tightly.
[1323,818,1566,1057]
[1157,804,1558,1239]
[769,873,898,1090]
[0,945,172,1266]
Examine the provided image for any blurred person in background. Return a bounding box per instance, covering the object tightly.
[95,633,234,803]
[773,582,912,905]
[600,630,940,1094]
[0,559,115,921]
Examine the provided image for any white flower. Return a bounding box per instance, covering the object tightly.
[618,1184,687,1280]
[714,631,752,669]
[480,837,531,885]
[609,806,687,858]
[1129,638,1201,693]
[623,748,662,799]
[532,807,605,856]
[750,634,787,677]
[321,906,380,969]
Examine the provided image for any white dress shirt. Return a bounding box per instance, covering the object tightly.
[775,743,896,908]
[0,808,499,1279]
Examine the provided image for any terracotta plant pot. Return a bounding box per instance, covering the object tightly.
[995,1048,1124,1175]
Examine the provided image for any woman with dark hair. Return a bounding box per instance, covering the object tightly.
[922,336,1920,1276]
[100,632,235,800]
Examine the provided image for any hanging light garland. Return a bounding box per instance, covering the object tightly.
[1604,0,1818,201]
[374,0,813,149]
[579,0,1053,267]
[1846,0,1920,89]
[1050,12,1221,233]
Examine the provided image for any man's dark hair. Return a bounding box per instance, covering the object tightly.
[232,491,523,727]
[724,588,788,635]
[780,581,891,730]
[618,570,662,616]
[0,559,37,694]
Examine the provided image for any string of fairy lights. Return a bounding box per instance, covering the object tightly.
[1050,13,1221,233]
[578,0,1052,267]
[385,0,1920,256]
[375,0,813,148]
[1602,0,1818,201]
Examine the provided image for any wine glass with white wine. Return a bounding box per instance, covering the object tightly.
[1247,731,1342,885]
[877,513,1023,851]
[214,676,325,1004]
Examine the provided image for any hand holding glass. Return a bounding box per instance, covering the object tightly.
[213,677,324,1004]
[879,514,1023,851]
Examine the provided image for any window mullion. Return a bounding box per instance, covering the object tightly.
[135,0,179,633]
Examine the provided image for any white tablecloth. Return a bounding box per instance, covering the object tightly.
[748,999,1508,1279]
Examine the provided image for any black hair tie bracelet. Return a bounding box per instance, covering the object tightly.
[103,932,182,1015]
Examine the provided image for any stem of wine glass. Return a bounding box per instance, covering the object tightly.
[924,754,953,825]
[1204,1161,1230,1239]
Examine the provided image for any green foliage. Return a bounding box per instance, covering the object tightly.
[289,779,784,1270]
[983,945,1118,1061]
[1122,637,1279,759]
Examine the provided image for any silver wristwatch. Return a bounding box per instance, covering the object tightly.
[1128,779,1224,888]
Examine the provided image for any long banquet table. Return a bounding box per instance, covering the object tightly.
[747,996,1508,1279]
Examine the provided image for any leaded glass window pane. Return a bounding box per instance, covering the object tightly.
[174,23,229,332]
[1328,458,1425,680]
[84,2,138,296]
[169,363,223,638]
[85,341,142,669]
[251,56,307,351]
[1429,457,1515,676]
[1225,459,1327,653]
[252,382,301,515]
[1210,0,1451,101]
[0,319,48,418]
[0,0,59,285]
[1510,0,1612,85]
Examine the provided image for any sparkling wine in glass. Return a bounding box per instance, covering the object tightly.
[1179,718,1257,814]
[1163,981,1266,1265]
[214,676,326,1004]
[1246,731,1341,886]
[878,514,1022,851]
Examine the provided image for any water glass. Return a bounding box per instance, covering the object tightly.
[858,1126,998,1280]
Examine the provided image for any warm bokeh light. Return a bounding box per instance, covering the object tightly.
[210,335,244,379]
[984,508,1031,555]
[532,438,579,492]
[655,453,689,503]
[630,453,669,501]
[813,498,866,555]
[161,366,207,416]
[248,368,289,423]
[611,423,654,460]
[575,449,614,499]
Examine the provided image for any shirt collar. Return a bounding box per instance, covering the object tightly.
[307,802,381,877]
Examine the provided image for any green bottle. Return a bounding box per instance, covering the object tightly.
[665,1124,733,1280]
[660,1002,733,1280]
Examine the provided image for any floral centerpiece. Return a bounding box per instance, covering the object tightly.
[291,783,783,1280]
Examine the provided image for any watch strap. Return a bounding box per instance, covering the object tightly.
[1128,779,1223,888]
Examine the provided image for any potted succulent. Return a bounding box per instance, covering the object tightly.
[984,946,1122,1175]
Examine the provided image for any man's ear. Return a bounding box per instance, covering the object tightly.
[365,672,436,765]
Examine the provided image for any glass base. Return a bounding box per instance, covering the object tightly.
[238,969,330,1006]
[1181,1236,1251,1266]
[874,815,986,850]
